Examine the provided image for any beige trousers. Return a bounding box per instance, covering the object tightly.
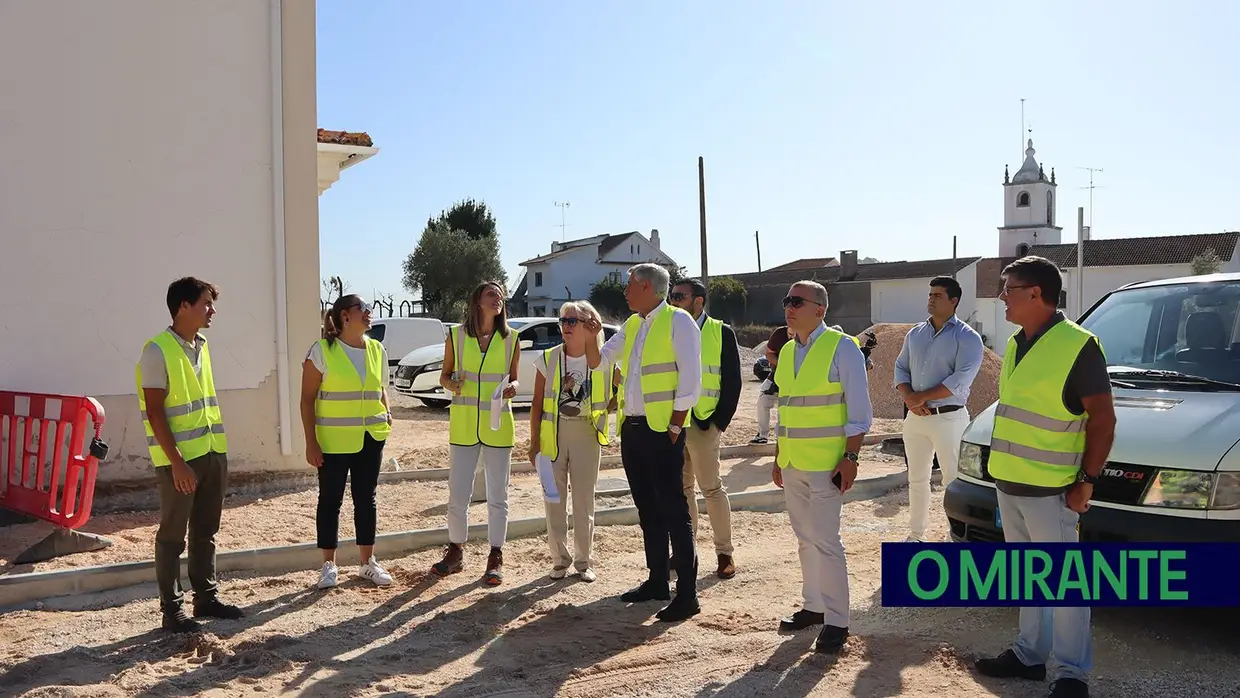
[683,424,734,556]
[544,417,602,570]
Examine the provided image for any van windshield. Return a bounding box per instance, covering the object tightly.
[1080,279,1240,388]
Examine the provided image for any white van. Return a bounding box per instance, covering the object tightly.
[366,317,446,381]
[945,272,1240,543]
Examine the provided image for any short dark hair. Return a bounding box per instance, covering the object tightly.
[166,277,219,319]
[675,278,708,300]
[929,275,963,301]
[1001,255,1062,307]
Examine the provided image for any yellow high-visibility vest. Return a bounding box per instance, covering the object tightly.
[988,320,1100,487]
[313,337,391,454]
[135,330,227,467]
[618,304,691,433]
[538,345,611,460]
[774,328,848,471]
[693,316,724,421]
[448,325,517,447]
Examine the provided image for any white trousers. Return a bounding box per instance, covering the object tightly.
[783,466,849,627]
[447,444,511,548]
[903,409,969,540]
[756,392,779,439]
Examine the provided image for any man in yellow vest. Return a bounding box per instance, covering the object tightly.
[975,256,1115,698]
[669,278,741,579]
[771,281,872,654]
[584,263,703,622]
[135,277,242,633]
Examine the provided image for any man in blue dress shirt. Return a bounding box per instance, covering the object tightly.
[893,276,984,542]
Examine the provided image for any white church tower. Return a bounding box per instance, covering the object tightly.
[998,139,1062,257]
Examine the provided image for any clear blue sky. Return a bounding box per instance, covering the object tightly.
[316,0,1239,304]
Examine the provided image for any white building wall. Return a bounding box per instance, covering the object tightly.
[869,263,979,327]
[0,0,320,482]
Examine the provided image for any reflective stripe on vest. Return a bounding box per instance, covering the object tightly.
[987,320,1098,487]
[619,304,688,432]
[448,325,517,447]
[773,328,848,471]
[693,316,724,420]
[538,345,611,461]
[314,337,391,454]
[135,331,228,467]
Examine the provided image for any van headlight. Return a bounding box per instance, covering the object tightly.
[422,361,442,373]
[958,442,985,478]
[1140,471,1240,510]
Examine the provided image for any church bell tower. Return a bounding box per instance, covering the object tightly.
[998,139,1062,257]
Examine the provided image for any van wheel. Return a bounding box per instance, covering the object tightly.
[421,399,450,409]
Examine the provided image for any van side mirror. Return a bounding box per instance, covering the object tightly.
[519,340,534,350]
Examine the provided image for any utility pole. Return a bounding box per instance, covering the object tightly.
[554,201,571,241]
[698,157,709,310]
[951,236,957,279]
[755,230,762,272]
[1076,167,1104,230]
[1076,206,1085,319]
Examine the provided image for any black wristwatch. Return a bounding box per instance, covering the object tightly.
[843,451,859,463]
[1077,470,1099,485]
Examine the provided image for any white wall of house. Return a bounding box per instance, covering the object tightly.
[869,264,979,327]
[521,233,676,316]
[0,0,321,483]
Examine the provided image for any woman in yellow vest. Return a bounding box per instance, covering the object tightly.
[300,294,394,590]
[431,281,521,585]
[528,300,612,583]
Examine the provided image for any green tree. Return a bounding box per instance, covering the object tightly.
[707,276,748,324]
[1191,248,1223,276]
[402,220,507,322]
[589,277,628,321]
[427,197,496,240]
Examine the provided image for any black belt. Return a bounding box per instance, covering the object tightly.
[924,405,963,415]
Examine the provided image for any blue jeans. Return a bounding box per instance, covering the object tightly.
[995,489,1093,682]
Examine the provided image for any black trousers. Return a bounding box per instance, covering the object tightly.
[621,416,697,597]
[155,451,227,612]
[317,433,385,549]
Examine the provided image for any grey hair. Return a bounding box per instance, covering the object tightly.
[792,280,829,310]
[628,263,670,299]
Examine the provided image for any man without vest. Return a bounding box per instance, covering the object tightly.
[668,278,741,579]
[583,263,703,622]
[136,277,243,632]
[975,256,1115,698]
[770,281,872,654]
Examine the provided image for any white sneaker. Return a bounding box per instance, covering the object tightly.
[579,568,597,583]
[550,566,568,580]
[904,534,926,543]
[359,557,393,587]
[316,561,339,589]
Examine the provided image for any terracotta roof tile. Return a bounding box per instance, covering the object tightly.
[1027,232,1239,268]
[730,256,981,289]
[765,257,839,272]
[317,128,374,147]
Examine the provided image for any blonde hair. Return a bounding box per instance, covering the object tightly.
[560,300,605,352]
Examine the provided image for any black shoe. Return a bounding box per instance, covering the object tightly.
[779,609,825,631]
[1049,678,1089,698]
[814,625,848,653]
[193,598,245,620]
[620,580,671,603]
[656,595,701,622]
[975,649,1047,681]
[162,606,201,633]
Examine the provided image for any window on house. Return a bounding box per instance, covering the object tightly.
[1017,191,1030,207]
[1059,290,1067,309]
[1016,243,1030,258]
[608,271,621,283]
[534,272,543,287]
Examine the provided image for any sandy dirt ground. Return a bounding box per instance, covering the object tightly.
[3,489,1238,698]
[0,380,904,574]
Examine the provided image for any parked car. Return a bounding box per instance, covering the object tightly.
[945,272,1240,543]
[366,317,447,381]
[392,317,620,408]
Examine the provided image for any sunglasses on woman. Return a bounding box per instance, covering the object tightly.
[559,317,580,326]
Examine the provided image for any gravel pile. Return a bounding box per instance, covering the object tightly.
[861,323,1002,420]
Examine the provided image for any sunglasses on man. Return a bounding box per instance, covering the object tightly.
[783,295,824,309]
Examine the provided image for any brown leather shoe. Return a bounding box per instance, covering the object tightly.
[431,543,463,577]
[484,547,504,586]
[717,554,736,579]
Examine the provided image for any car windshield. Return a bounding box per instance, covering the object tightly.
[1080,279,1240,388]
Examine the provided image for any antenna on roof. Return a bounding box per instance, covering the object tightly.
[554,201,571,241]
[1076,167,1104,231]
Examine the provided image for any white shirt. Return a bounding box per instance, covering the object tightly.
[306,339,391,387]
[598,300,702,416]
